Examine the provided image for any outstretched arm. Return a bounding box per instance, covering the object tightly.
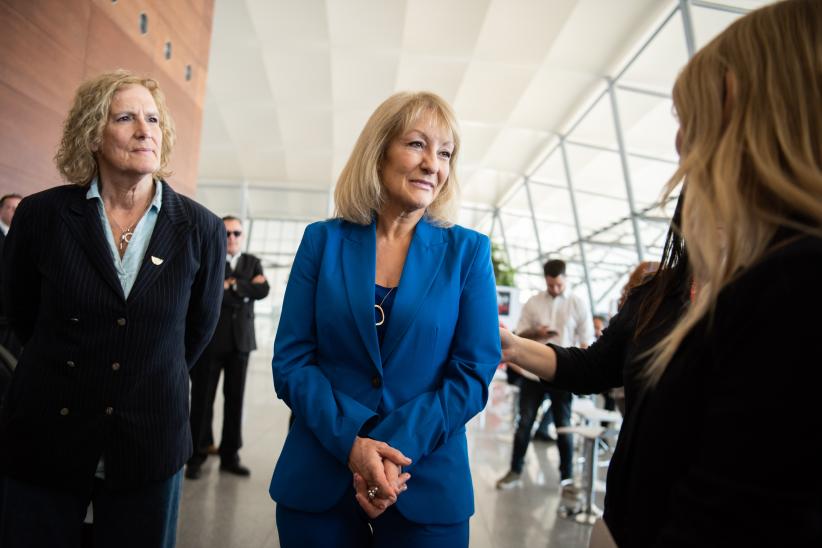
[500,326,558,381]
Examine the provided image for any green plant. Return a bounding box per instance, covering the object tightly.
[491,242,516,286]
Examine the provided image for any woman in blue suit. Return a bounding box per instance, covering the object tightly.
[270,91,501,547]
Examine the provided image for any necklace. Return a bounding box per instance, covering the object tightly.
[106,193,153,251]
[375,287,395,326]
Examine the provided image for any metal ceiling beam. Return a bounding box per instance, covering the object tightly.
[691,0,749,16]
[523,178,543,257]
[563,139,678,165]
[607,77,645,262]
[616,83,671,100]
[559,138,596,319]
[679,0,697,58]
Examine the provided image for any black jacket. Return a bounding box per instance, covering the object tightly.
[551,235,822,547]
[214,253,269,354]
[0,182,225,493]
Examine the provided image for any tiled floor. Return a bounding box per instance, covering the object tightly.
[177,321,597,548]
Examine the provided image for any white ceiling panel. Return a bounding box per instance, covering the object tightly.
[325,0,407,50]
[262,50,333,107]
[394,55,470,105]
[454,62,539,124]
[461,168,518,205]
[483,128,552,175]
[330,50,400,111]
[459,123,504,168]
[401,0,490,57]
[247,0,329,48]
[219,105,282,148]
[284,149,334,186]
[472,0,576,65]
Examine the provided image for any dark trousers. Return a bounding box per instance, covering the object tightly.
[0,470,182,548]
[276,489,469,548]
[189,345,250,464]
[511,379,574,480]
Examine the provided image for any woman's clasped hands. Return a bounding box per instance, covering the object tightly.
[348,436,412,518]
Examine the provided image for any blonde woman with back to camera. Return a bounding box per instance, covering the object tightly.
[501,1,822,546]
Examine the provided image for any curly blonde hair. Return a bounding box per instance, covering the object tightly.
[54,69,176,185]
[333,91,461,227]
[646,0,822,383]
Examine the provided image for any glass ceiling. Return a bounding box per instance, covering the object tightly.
[198,0,760,320]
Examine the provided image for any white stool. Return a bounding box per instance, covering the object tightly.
[557,425,606,525]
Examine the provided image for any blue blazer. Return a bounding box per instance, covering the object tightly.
[270,217,501,524]
[0,182,225,493]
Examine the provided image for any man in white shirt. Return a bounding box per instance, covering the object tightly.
[496,260,593,510]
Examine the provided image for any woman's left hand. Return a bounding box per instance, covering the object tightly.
[352,464,410,519]
[353,472,390,519]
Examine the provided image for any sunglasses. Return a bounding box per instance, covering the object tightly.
[226,230,243,238]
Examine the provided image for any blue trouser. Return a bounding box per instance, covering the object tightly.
[0,469,183,548]
[276,487,469,548]
[511,378,574,480]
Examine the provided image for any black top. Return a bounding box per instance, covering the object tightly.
[550,235,822,547]
[374,283,397,346]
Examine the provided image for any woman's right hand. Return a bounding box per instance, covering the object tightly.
[348,436,411,504]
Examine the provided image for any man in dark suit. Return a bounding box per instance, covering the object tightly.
[0,193,22,359]
[187,215,269,478]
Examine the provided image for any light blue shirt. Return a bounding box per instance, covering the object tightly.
[86,178,163,299]
[86,178,162,480]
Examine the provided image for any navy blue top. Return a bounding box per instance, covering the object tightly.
[374,284,397,346]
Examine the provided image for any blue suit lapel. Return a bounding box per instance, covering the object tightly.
[381,218,447,363]
[341,221,382,373]
[62,188,126,302]
[128,182,193,304]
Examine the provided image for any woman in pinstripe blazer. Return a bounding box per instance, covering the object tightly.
[0,71,225,548]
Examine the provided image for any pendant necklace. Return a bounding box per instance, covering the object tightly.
[106,192,153,251]
[375,287,395,327]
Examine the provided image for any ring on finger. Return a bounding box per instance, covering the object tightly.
[367,486,379,500]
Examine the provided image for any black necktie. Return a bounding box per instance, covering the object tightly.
[225,260,232,279]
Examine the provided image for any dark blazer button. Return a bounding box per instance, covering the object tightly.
[60,408,69,416]
[116,318,127,326]
[69,317,79,323]
[111,362,120,371]
[371,376,381,388]
[105,407,114,415]
[66,360,76,368]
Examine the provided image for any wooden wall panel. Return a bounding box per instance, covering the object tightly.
[0,81,64,192]
[0,0,214,198]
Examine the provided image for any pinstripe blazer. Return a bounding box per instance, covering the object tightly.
[0,182,225,493]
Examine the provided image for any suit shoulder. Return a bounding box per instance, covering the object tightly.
[18,184,82,208]
[441,223,490,252]
[302,218,351,240]
[175,194,220,226]
[161,183,221,231]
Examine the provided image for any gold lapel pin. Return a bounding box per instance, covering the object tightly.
[150,256,164,265]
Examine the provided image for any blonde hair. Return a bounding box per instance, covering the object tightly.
[646,0,822,383]
[334,91,461,226]
[55,69,176,185]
